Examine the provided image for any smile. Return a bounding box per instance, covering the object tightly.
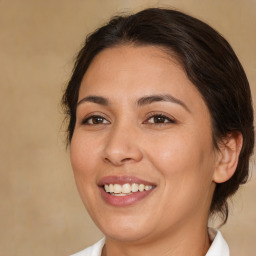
[104,183,154,196]
[98,176,156,206]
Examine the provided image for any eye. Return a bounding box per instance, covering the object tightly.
[82,115,110,125]
[145,113,175,125]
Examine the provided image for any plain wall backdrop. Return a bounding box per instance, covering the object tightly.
[0,0,255,255]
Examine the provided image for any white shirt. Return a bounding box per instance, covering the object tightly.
[71,229,229,256]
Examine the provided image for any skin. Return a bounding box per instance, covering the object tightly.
[70,45,240,256]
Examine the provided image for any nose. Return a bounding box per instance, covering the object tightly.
[102,123,143,166]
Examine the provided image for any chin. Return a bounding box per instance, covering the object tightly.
[104,228,151,243]
[97,214,155,242]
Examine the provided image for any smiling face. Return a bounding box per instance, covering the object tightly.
[70,45,218,243]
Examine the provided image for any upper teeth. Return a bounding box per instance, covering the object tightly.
[104,183,153,194]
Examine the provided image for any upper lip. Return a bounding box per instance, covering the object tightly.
[98,176,156,186]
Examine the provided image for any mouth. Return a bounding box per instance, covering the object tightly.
[98,176,156,206]
[103,183,154,196]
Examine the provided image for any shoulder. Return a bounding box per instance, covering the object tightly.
[70,238,105,256]
[206,228,229,256]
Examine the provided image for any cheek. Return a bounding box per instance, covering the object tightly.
[70,133,102,211]
[145,132,198,172]
[145,134,215,220]
[70,132,102,187]
[145,129,215,191]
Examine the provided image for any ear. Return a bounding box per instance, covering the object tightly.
[213,132,243,183]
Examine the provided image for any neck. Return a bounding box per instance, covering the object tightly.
[102,221,211,256]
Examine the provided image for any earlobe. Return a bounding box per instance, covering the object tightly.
[213,132,243,183]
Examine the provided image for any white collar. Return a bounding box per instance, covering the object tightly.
[206,228,229,256]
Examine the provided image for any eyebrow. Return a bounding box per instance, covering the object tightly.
[77,94,190,112]
[77,96,109,106]
[137,94,190,112]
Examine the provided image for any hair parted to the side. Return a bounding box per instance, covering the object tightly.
[62,8,254,224]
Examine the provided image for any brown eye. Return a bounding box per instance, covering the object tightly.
[146,114,175,124]
[82,115,110,125]
[153,116,166,123]
[91,116,104,124]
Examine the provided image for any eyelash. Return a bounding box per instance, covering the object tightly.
[144,113,175,125]
[81,113,175,126]
[81,115,110,125]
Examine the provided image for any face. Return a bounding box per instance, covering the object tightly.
[70,45,218,243]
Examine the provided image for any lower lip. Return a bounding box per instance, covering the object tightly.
[99,187,155,207]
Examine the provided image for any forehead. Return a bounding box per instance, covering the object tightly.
[79,45,205,110]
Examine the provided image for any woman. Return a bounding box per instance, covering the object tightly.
[62,8,254,256]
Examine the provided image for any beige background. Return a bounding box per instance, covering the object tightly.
[0,0,255,255]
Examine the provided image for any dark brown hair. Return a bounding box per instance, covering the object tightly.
[62,8,254,223]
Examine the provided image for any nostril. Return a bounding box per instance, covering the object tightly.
[104,157,133,165]
[121,158,133,162]
[104,158,111,163]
